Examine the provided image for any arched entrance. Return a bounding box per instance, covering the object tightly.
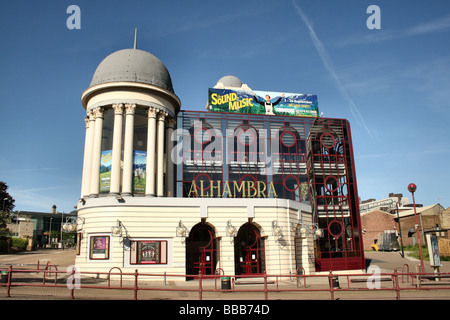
[234,223,265,275]
[186,223,219,277]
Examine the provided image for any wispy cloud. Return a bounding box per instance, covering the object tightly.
[155,5,269,37]
[336,30,401,47]
[406,14,450,35]
[357,146,450,160]
[291,1,374,139]
[9,186,62,212]
[337,14,450,47]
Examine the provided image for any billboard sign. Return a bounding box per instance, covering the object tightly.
[207,88,319,117]
[100,150,112,193]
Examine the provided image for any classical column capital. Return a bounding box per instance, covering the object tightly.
[157,111,168,122]
[125,103,136,115]
[112,103,124,115]
[84,117,90,129]
[148,107,158,118]
[166,118,177,129]
[93,107,104,118]
[87,110,95,121]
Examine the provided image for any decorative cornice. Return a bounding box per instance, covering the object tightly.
[81,82,181,112]
[85,100,177,119]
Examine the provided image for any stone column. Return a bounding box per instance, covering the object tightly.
[81,113,93,198]
[89,107,104,197]
[156,111,167,197]
[110,104,124,195]
[145,107,157,197]
[122,104,136,195]
[165,118,176,197]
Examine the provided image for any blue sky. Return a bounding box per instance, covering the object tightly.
[0,0,449,213]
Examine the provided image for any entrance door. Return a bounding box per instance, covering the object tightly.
[186,223,219,277]
[234,223,265,275]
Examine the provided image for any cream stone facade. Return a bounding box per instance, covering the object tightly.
[75,197,314,278]
[75,46,363,279]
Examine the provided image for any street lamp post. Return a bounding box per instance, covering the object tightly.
[408,183,425,274]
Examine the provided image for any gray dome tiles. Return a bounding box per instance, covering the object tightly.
[90,49,174,93]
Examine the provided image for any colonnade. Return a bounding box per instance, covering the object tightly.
[81,103,176,198]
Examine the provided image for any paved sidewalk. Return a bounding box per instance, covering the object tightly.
[1,249,450,300]
[0,248,76,269]
[364,250,450,274]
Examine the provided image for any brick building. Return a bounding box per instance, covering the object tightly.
[361,210,399,250]
[395,204,447,247]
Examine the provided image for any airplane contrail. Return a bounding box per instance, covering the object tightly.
[292,1,374,139]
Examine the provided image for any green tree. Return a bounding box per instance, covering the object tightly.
[0,181,15,230]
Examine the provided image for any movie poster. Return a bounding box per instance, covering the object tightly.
[138,241,159,264]
[133,150,147,193]
[207,88,319,117]
[90,236,109,260]
[100,150,112,193]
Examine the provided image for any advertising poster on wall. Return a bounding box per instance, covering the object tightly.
[100,150,112,193]
[133,150,147,193]
[207,88,319,117]
[90,236,109,260]
[138,241,159,264]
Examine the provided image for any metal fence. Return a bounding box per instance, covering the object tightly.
[1,262,450,300]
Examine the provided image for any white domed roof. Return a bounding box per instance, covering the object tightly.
[216,75,242,88]
[90,49,174,93]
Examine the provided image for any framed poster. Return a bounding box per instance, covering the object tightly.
[90,236,110,260]
[130,240,168,265]
[138,241,159,264]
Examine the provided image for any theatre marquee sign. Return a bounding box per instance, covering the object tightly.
[187,180,278,198]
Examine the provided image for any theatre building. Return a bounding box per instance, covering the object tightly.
[75,46,365,279]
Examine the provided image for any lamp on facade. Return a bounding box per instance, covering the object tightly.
[226,220,237,237]
[62,217,85,233]
[408,183,425,274]
[272,220,283,237]
[111,220,126,237]
[315,228,324,237]
[176,220,189,237]
[296,219,323,238]
[299,226,308,235]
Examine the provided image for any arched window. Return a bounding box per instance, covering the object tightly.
[234,223,265,275]
[278,124,306,161]
[232,121,259,162]
[186,222,219,277]
[183,118,222,197]
[189,118,218,161]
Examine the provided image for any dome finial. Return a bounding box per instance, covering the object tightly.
[133,28,137,49]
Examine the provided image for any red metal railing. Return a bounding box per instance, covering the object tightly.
[1,263,450,300]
